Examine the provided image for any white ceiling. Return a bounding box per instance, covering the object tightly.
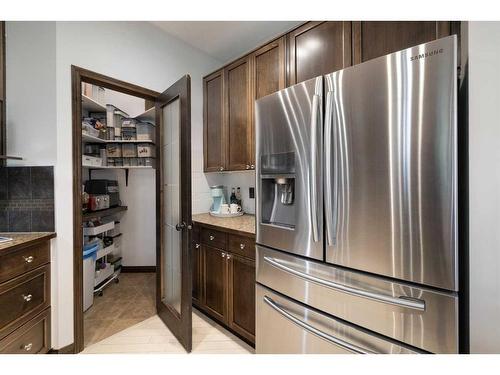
[151,21,301,63]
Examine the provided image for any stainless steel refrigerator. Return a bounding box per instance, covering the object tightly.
[255,36,459,354]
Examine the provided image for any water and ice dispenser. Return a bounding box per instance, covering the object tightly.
[259,152,296,229]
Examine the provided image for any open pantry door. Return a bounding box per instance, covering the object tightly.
[156,75,192,352]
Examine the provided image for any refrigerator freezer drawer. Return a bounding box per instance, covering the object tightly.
[256,245,458,353]
[256,284,420,354]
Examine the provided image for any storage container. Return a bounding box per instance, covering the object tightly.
[82,155,103,167]
[82,122,100,138]
[137,122,155,141]
[121,118,137,128]
[94,262,114,287]
[137,144,155,158]
[106,144,122,158]
[83,220,114,236]
[84,144,103,157]
[122,144,137,157]
[113,158,123,167]
[106,105,128,128]
[138,157,155,168]
[121,127,137,141]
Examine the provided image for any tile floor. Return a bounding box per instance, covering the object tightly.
[83,272,254,354]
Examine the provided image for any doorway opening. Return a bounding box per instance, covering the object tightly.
[71,66,193,353]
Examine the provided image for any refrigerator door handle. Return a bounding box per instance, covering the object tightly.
[324,90,337,247]
[310,94,322,242]
[263,256,426,311]
[263,295,374,354]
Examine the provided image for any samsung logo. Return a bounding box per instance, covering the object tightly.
[410,48,444,61]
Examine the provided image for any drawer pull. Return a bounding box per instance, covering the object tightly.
[240,243,245,250]
[23,343,33,351]
[209,235,215,241]
[222,252,226,258]
[195,243,201,249]
[22,294,33,302]
[23,255,34,263]
[227,255,231,260]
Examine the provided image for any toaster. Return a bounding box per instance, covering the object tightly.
[88,194,110,211]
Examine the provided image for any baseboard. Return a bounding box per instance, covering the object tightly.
[121,266,156,273]
[48,343,75,354]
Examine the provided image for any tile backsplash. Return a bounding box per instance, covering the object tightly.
[0,166,55,232]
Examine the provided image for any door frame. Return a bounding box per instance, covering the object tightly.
[71,66,159,353]
[155,75,193,352]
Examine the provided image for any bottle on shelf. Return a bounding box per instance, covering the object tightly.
[236,187,242,207]
[230,187,237,204]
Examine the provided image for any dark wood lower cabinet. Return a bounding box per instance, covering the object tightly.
[192,224,255,345]
[227,254,255,342]
[202,245,228,323]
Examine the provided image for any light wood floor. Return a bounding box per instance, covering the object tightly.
[83,310,254,354]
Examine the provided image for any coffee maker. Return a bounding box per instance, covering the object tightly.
[209,185,226,214]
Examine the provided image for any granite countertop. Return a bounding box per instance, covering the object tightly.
[0,232,56,253]
[192,213,255,236]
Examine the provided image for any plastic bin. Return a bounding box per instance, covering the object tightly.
[137,122,155,141]
[137,144,155,158]
[83,243,99,312]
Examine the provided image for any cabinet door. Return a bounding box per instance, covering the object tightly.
[251,37,286,167]
[225,56,253,171]
[192,241,203,306]
[288,21,352,85]
[202,245,227,323]
[352,21,454,64]
[203,70,225,172]
[227,253,255,343]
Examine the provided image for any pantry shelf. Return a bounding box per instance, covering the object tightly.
[81,134,155,144]
[83,206,128,221]
[82,94,107,113]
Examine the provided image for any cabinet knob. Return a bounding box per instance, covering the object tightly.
[246,165,250,170]
[23,255,34,263]
[23,343,33,351]
[23,294,33,302]
[251,164,255,169]
[240,243,245,250]
[226,254,231,260]
[221,252,226,258]
[195,243,201,249]
[209,235,214,241]
[219,166,224,171]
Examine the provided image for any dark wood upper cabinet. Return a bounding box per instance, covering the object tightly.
[253,37,286,100]
[287,21,352,85]
[224,56,253,171]
[227,253,255,343]
[352,21,456,64]
[202,245,227,323]
[203,69,225,172]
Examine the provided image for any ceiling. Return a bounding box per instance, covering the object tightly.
[151,21,301,63]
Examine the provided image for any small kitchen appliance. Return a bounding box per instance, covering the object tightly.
[209,185,226,214]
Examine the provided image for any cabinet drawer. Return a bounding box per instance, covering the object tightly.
[0,265,50,340]
[0,241,50,284]
[0,308,51,354]
[228,234,255,260]
[201,228,227,249]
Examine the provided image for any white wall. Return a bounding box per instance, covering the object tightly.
[205,171,256,214]
[6,22,56,165]
[468,21,500,353]
[6,21,221,349]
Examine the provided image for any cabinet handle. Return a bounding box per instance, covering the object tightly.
[221,252,226,258]
[22,294,33,302]
[246,164,250,170]
[251,164,255,169]
[219,166,224,171]
[226,254,231,260]
[195,243,201,249]
[23,343,33,351]
[209,235,214,241]
[240,243,245,250]
[23,255,34,263]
